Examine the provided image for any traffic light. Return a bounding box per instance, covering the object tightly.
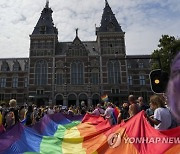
[149,69,169,93]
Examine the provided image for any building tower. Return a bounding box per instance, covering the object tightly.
[96,0,128,102]
[28,1,58,106]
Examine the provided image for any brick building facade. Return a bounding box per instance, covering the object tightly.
[0,1,154,106]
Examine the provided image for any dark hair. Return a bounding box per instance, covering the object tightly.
[167,52,180,123]
[27,105,33,113]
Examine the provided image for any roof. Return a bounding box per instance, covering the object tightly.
[32,1,58,35]
[97,0,123,33]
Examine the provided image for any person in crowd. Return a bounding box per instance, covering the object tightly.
[4,108,16,129]
[128,95,140,118]
[112,102,120,125]
[68,106,74,116]
[146,102,154,117]
[146,95,172,130]
[0,108,5,134]
[19,106,27,125]
[74,106,81,115]
[80,101,87,115]
[166,52,180,125]
[138,96,149,111]
[54,106,59,113]
[35,108,42,122]
[26,105,35,126]
[88,104,104,116]
[47,105,54,115]
[9,99,19,124]
[117,103,129,124]
[101,102,114,125]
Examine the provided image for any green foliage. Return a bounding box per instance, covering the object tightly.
[151,35,180,73]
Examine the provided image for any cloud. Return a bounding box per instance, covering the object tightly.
[0,0,179,58]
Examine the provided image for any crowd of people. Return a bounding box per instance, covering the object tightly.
[0,52,180,135]
[0,93,178,135]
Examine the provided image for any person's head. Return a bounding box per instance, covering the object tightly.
[9,99,17,108]
[128,95,136,104]
[167,52,180,123]
[150,95,165,110]
[107,102,112,107]
[19,106,26,120]
[138,97,144,105]
[27,105,34,113]
[97,104,101,108]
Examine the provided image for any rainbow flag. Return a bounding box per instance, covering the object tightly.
[0,111,180,154]
[101,94,109,102]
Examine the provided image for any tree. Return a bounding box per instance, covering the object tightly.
[151,35,180,73]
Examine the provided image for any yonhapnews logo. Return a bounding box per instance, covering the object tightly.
[107,132,121,148]
[107,133,180,148]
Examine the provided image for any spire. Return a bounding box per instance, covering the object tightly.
[98,0,122,32]
[105,0,109,7]
[76,28,78,37]
[45,0,49,8]
[31,1,58,35]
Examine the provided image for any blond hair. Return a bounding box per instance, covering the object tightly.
[9,99,17,107]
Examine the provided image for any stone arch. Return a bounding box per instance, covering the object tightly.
[55,94,63,105]
[78,93,88,106]
[68,93,77,107]
[92,93,100,106]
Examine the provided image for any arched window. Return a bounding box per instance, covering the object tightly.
[35,60,48,85]
[91,69,99,84]
[71,61,84,84]
[108,60,121,84]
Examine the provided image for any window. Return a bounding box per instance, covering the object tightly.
[111,89,120,94]
[0,77,6,88]
[139,75,145,85]
[1,62,9,71]
[56,72,63,85]
[127,63,131,69]
[108,60,121,84]
[139,63,144,68]
[91,69,99,84]
[12,77,18,88]
[71,62,84,85]
[36,89,44,95]
[35,60,48,85]
[13,62,21,71]
[0,94,4,101]
[25,63,28,71]
[24,77,28,88]
[128,75,133,85]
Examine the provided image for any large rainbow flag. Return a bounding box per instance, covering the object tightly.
[0,111,180,154]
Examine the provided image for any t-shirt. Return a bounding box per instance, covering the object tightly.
[154,107,172,130]
[104,107,114,119]
[92,108,104,116]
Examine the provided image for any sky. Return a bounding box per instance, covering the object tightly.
[0,0,179,58]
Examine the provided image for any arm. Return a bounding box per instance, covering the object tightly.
[147,116,161,125]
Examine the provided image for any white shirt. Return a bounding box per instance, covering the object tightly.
[47,109,54,115]
[154,107,172,130]
[104,107,114,119]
